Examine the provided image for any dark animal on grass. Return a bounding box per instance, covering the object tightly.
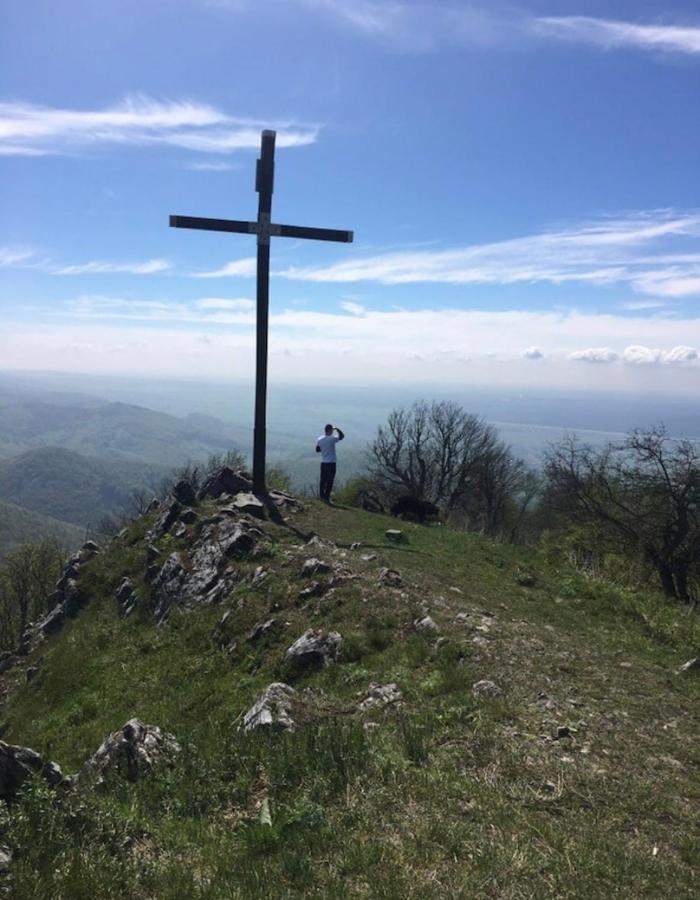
[390,496,439,524]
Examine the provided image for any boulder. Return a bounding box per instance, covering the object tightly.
[385,529,405,543]
[243,683,297,732]
[63,578,89,618]
[154,500,182,535]
[359,683,402,711]
[79,718,180,785]
[0,740,63,801]
[301,558,331,577]
[172,479,197,505]
[231,492,266,519]
[38,604,65,636]
[472,679,501,698]
[198,467,252,500]
[285,629,342,671]
[80,540,100,559]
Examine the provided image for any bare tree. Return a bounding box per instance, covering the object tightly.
[369,400,523,536]
[545,427,700,604]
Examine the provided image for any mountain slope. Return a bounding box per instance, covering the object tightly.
[0,500,84,560]
[1,497,697,899]
[0,447,168,526]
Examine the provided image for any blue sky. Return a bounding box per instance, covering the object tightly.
[1,0,700,392]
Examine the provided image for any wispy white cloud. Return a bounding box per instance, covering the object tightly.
[0,96,319,157]
[340,301,366,315]
[195,298,254,310]
[187,160,238,171]
[192,257,257,278]
[534,16,700,56]
[278,211,700,298]
[55,258,170,275]
[523,346,543,359]
[0,246,35,267]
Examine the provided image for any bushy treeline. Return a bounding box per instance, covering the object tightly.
[0,540,66,652]
[339,400,700,606]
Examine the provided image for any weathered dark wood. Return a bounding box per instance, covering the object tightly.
[169,215,254,235]
[277,223,353,243]
[170,129,353,494]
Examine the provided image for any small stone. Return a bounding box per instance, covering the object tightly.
[378,567,402,587]
[516,571,536,587]
[542,780,557,793]
[301,558,331,577]
[619,662,633,669]
[556,725,571,740]
[359,682,402,711]
[385,529,404,542]
[350,542,362,550]
[247,618,280,643]
[677,657,700,674]
[0,846,11,874]
[414,615,438,632]
[361,553,378,562]
[472,679,501,698]
[26,665,40,682]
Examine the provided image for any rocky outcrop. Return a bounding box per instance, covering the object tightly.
[243,683,297,732]
[198,467,252,500]
[151,518,258,624]
[78,719,180,785]
[229,493,266,519]
[285,629,342,671]
[172,479,197,505]
[19,542,99,652]
[0,740,63,801]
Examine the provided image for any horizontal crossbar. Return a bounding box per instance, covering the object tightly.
[170,215,353,244]
[277,223,354,243]
[169,215,253,234]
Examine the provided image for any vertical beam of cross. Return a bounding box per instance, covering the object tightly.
[170,129,353,494]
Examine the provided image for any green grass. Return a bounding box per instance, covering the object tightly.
[1,500,698,898]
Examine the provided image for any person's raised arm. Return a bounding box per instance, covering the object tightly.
[335,426,345,441]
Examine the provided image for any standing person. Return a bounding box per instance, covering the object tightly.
[316,423,345,503]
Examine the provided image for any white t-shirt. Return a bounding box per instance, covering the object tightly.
[317,434,340,463]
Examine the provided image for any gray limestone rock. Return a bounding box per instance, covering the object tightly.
[116,577,139,617]
[285,629,342,671]
[301,558,331,577]
[243,683,297,732]
[155,500,182,535]
[359,682,403,711]
[198,467,252,500]
[385,529,405,543]
[79,718,180,785]
[414,615,438,632]
[231,492,266,519]
[0,846,11,875]
[0,740,63,801]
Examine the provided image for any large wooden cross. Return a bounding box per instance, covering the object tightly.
[170,129,353,494]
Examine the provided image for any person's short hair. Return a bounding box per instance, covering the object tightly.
[324,423,333,434]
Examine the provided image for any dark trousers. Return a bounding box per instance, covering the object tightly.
[319,462,337,501]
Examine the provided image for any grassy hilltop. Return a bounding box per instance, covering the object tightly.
[1,495,698,899]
